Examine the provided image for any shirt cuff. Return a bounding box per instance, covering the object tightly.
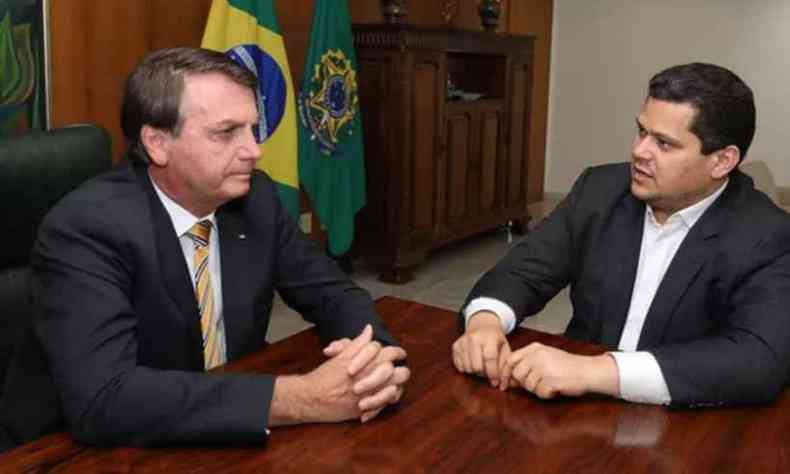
[608,351,672,405]
[464,297,517,334]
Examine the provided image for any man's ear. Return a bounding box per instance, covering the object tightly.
[711,145,740,179]
[140,125,170,166]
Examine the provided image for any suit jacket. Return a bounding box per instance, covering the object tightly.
[466,163,790,407]
[23,161,396,447]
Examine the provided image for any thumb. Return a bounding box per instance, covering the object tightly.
[339,324,373,359]
[323,338,351,357]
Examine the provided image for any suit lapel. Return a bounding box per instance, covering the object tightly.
[216,203,253,361]
[600,193,645,347]
[637,222,719,350]
[636,177,740,349]
[134,164,204,369]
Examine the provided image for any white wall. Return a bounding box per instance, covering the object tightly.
[546,0,790,194]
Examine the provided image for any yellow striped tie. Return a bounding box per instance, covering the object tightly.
[187,220,224,370]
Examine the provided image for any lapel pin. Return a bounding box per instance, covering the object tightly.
[238,234,246,240]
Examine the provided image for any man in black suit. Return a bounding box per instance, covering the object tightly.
[31,47,409,446]
[453,63,790,407]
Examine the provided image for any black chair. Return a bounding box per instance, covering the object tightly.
[0,125,112,451]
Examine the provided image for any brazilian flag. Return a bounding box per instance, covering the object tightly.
[298,0,365,256]
[202,0,299,218]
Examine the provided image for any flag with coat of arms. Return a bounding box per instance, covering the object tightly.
[298,0,366,256]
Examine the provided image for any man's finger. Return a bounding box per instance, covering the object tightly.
[469,337,484,375]
[347,341,382,376]
[482,340,502,386]
[391,385,404,404]
[356,346,406,376]
[452,345,463,372]
[360,407,384,423]
[353,361,394,394]
[497,342,512,390]
[340,324,373,360]
[524,368,541,393]
[390,366,410,386]
[499,355,513,390]
[535,380,557,400]
[453,338,468,373]
[358,384,398,412]
[378,346,407,363]
[511,358,531,386]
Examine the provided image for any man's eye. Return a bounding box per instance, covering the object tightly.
[214,129,234,140]
[657,139,671,151]
[637,127,647,138]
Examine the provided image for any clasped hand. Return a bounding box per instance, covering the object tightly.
[452,313,617,399]
[316,324,411,423]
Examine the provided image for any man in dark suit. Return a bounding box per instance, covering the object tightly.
[452,63,790,407]
[30,47,409,447]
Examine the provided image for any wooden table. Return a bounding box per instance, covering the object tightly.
[1,296,788,473]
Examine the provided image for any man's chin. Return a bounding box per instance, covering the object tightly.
[630,181,652,201]
[224,181,251,200]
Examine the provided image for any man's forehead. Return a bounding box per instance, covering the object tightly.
[182,72,253,97]
[639,98,697,136]
[180,72,257,121]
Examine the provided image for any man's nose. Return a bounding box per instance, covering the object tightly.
[632,135,652,160]
[240,129,262,161]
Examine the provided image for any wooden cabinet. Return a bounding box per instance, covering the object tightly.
[442,99,503,239]
[353,24,535,283]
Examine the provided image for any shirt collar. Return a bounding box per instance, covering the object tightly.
[646,179,729,229]
[149,172,217,237]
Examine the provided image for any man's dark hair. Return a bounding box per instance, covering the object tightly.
[120,47,257,161]
[648,63,755,160]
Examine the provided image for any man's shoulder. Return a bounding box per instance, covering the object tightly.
[704,171,790,264]
[42,164,146,231]
[566,162,634,209]
[581,162,632,186]
[725,171,790,234]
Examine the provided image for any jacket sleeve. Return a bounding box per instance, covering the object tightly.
[653,233,790,407]
[462,168,593,325]
[262,178,398,348]
[33,201,273,447]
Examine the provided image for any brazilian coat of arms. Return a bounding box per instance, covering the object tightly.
[299,49,359,156]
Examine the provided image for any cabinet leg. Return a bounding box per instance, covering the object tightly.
[511,216,531,235]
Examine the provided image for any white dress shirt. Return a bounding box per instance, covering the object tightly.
[150,176,228,365]
[465,180,728,404]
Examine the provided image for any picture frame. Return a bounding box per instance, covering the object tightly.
[0,0,51,135]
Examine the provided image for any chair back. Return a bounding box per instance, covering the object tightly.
[0,125,112,450]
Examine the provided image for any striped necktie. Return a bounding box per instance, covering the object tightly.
[187,220,225,369]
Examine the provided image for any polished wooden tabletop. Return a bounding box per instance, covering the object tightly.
[2,296,788,473]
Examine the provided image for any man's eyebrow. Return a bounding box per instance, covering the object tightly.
[208,118,257,130]
[213,119,243,127]
[634,118,681,145]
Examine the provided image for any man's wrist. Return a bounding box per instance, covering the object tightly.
[467,311,504,332]
[583,354,620,397]
[268,374,312,426]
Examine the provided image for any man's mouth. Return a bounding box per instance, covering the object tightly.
[632,165,652,180]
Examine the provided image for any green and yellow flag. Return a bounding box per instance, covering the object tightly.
[298,0,365,256]
[202,0,299,218]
